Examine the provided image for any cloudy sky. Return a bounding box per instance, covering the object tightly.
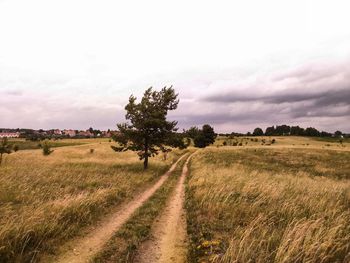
[1,0,349,133]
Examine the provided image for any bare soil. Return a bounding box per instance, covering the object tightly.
[41,154,188,263]
[134,153,194,263]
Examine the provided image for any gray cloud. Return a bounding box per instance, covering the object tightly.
[1,58,350,133]
[191,59,350,132]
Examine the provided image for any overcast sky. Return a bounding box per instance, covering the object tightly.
[1,0,349,133]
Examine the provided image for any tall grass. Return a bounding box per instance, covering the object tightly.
[186,148,350,263]
[0,141,184,262]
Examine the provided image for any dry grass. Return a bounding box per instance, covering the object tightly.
[215,136,349,151]
[0,140,185,262]
[186,147,350,263]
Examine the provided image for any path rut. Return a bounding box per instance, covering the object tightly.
[135,153,194,263]
[42,154,188,263]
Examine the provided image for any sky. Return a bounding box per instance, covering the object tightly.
[0,0,349,133]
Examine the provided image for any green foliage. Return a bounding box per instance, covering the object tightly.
[188,124,217,148]
[13,145,19,152]
[185,126,200,139]
[42,141,54,156]
[0,138,13,166]
[253,127,264,136]
[112,86,184,169]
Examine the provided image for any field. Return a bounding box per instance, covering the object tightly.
[186,142,350,262]
[0,139,186,262]
[6,138,98,150]
[0,136,349,262]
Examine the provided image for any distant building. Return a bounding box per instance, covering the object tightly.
[0,132,20,138]
[77,131,93,137]
[102,131,112,138]
[53,129,62,135]
[63,129,76,137]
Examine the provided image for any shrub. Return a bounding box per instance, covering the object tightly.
[90,149,95,154]
[42,141,54,156]
[271,139,276,144]
[13,145,19,152]
[0,138,12,166]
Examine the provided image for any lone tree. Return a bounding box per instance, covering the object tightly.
[112,86,186,169]
[0,138,13,166]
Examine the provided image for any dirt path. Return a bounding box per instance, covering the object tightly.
[135,153,194,263]
[42,154,188,263]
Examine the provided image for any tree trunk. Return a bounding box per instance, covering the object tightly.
[143,155,148,170]
[144,138,149,170]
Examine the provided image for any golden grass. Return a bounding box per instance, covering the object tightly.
[215,136,349,151]
[0,140,185,262]
[186,147,350,263]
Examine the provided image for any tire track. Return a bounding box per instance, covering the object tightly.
[42,153,188,263]
[135,153,194,263]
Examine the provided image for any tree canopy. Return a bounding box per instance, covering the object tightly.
[185,124,217,148]
[111,86,186,169]
[253,127,264,136]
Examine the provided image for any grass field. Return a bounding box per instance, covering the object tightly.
[6,138,100,150]
[1,136,349,263]
[0,139,186,262]
[186,143,350,262]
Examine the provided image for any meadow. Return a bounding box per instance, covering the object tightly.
[186,140,350,262]
[1,136,349,263]
[0,139,185,262]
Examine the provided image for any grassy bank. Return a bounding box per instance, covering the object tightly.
[186,148,350,263]
[6,138,93,150]
[0,141,186,262]
[93,153,189,262]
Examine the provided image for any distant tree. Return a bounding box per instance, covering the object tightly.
[304,127,320,137]
[265,126,275,136]
[320,131,332,137]
[193,124,217,148]
[253,127,264,136]
[185,126,200,139]
[275,125,290,135]
[290,126,304,136]
[42,141,54,156]
[111,86,184,170]
[202,124,217,144]
[334,130,343,137]
[0,138,12,166]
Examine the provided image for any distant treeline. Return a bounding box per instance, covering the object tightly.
[219,125,347,137]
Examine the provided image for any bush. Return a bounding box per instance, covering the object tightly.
[13,145,19,152]
[223,141,227,146]
[271,139,276,144]
[42,141,54,156]
[90,149,95,154]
